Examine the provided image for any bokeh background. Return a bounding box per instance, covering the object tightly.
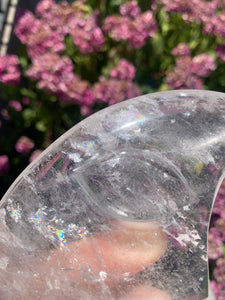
[0,0,225,298]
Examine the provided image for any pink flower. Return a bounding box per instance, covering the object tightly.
[83,89,95,106]
[159,0,225,39]
[166,56,203,89]
[92,77,140,106]
[213,181,225,220]
[119,1,141,18]
[29,149,42,162]
[58,75,91,105]
[35,0,58,18]
[172,43,190,56]
[204,12,225,38]
[27,53,74,95]
[211,281,225,300]
[165,50,216,89]
[27,52,94,112]
[0,55,20,85]
[191,54,216,77]
[14,11,40,44]
[40,2,74,35]
[77,89,95,116]
[22,97,30,105]
[160,0,190,13]
[104,16,130,41]
[110,59,136,80]
[80,105,93,117]
[104,6,157,49]
[216,44,225,62]
[214,258,225,284]
[26,22,65,58]
[8,100,22,112]
[15,136,34,155]
[15,5,66,58]
[68,13,105,54]
[0,155,9,175]
[208,229,223,260]
[1,109,10,120]
[214,218,225,242]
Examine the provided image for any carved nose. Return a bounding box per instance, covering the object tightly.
[0,90,223,299]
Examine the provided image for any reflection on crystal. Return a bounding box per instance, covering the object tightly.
[65,151,82,163]
[29,206,88,250]
[6,199,22,223]
[71,139,99,157]
[0,256,8,270]
[99,271,107,281]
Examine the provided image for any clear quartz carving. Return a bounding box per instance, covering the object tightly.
[0,90,224,299]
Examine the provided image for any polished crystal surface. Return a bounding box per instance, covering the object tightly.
[1,90,224,299]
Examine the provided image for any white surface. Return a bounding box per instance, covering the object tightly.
[6,6,16,23]
[206,282,215,300]
[1,0,9,11]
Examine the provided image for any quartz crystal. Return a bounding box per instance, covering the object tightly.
[1,90,224,299]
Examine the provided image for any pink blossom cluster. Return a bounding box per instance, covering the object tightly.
[29,149,42,162]
[35,0,58,19]
[120,1,141,17]
[22,97,30,105]
[14,11,65,58]
[216,45,225,62]
[202,10,225,39]
[14,11,40,44]
[1,108,10,120]
[211,258,225,299]
[209,182,225,258]
[208,228,224,260]
[68,8,105,54]
[35,0,79,36]
[15,136,34,155]
[92,59,140,106]
[27,53,94,114]
[211,280,225,300]
[159,0,207,15]
[159,0,225,39]
[13,0,105,114]
[37,0,105,53]
[171,43,190,56]
[35,0,74,39]
[8,100,23,112]
[110,59,136,80]
[27,53,74,94]
[104,1,157,49]
[15,0,104,57]
[0,55,20,85]
[0,155,10,175]
[209,180,225,298]
[166,43,216,89]
[59,76,95,116]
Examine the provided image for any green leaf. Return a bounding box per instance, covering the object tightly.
[35,121,47,132]
[222,243,225,257]
[22,108,36,121]
[195,162,204,176]
[18,57,29,69]
[21,88,36,99]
